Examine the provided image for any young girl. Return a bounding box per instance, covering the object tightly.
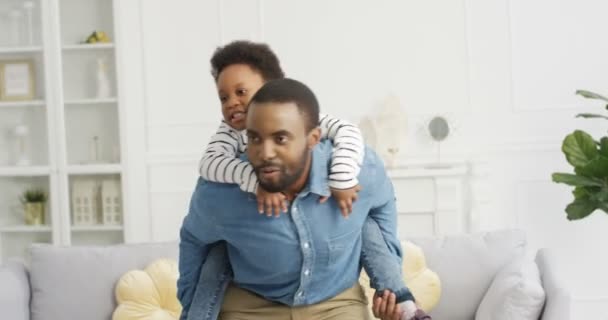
[192,40,429,320]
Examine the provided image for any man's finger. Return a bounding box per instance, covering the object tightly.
[355,185,362,192]
[257,199,264,214]
[351,193,358,203]
[372,296,382,317]
[347,199,353,215]
[392,306,402,320]
[379,290,388,316]
[385,292,396,319]
[319,196,329,204]
[282,199,288,213]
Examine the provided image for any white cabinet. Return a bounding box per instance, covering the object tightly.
[0,0,127,262]
[389,162,472,238]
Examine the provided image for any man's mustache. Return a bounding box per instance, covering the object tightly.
[254,162,282,171]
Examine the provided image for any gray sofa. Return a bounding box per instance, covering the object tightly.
[0,230,570,320]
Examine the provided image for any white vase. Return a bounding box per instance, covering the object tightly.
[375,95,407,168]
[14,125,30,166]
[95,58,111,98]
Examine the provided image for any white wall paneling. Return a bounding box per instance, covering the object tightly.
[117,1,608,262]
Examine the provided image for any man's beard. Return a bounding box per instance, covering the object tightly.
[255,148,309,193]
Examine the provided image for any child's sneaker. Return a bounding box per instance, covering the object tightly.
[399,301,432,320]
[399,301,418,320]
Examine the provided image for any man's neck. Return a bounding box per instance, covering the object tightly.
[283,154,312,201]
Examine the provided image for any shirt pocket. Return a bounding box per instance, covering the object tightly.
[327,228,361,266]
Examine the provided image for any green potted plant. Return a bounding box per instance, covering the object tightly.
[552,90,608,220]
[20,188,47,225]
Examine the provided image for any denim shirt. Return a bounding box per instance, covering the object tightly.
[178,141,401,317]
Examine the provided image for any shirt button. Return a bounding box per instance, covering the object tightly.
[303,242,310,249]
[297,291,304,297]
[304,269,310,276]
[293,207,298,213]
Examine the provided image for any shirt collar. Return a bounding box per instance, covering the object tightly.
[301,140,331,198]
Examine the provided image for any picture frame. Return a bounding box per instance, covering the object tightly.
[0,59,35,101]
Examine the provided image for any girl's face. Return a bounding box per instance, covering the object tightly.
[216,64,266,130]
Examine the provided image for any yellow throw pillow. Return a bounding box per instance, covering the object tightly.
[359,241,441,315]
[113,259,182,320]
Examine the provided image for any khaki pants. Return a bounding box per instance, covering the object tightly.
[219,283,372,320]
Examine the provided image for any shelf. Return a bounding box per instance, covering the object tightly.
[0,46,43,54]
[387,163,469,179]
[67,164,122,175]
[62,43,115,51]
[0,225,52,233]
[64,98,117,105]
[0,166,52,177]
[0,100,45,108]
[71,225,123,232]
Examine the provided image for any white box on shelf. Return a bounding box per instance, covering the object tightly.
[71,179,101,225]
[101,178,121,225]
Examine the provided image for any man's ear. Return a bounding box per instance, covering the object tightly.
[307,127,321,150]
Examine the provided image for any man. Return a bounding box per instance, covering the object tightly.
[178,78,405,320]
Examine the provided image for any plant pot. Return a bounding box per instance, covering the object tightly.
[24,202,45,225]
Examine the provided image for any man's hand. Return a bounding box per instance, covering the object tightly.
[372,290,402,320]
[256,187,287,217]
[319,185,362,217]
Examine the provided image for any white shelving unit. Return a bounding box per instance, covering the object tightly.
[66,164,122,175]
[0,225,52,233]
[0,0,127,263]
[0,46,44,54]
[71,225,123,232]
[0,100,46,108]
[0,166,52,177]
[64,97,117,105]
[62,43,115,51]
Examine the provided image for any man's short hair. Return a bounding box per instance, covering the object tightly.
[249,78,320,131]
[210,40,285,81]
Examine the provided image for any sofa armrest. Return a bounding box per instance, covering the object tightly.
[535,248,571,320]
[0,260,31,320]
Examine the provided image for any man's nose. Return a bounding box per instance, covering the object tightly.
[260,141,277,161]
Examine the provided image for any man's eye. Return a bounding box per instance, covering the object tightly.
[219,96,227,103]
[237,89,247,95]
[249,136,260,144]
[276,136,287,144]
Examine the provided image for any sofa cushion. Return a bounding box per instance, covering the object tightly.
[113,258,181,320]
[476,258,545,320]
[29,242,178,320]
[0,260,30,320]
[409,229,526,320]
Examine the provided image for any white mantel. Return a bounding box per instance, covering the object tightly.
[387,161,474,238]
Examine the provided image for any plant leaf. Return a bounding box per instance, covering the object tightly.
[576,113,608,120]
[576,90,608,102]
[590,188,608,203]
[575,156,608,178]
[565,199,597,220]
[552,173,603,187]
[572,187,588,199]
[600,137,608,157]
[562,130,598,167]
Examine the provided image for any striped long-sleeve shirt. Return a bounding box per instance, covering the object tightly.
[199,114,365,193]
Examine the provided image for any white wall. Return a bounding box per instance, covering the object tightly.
[118,0,608,278]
